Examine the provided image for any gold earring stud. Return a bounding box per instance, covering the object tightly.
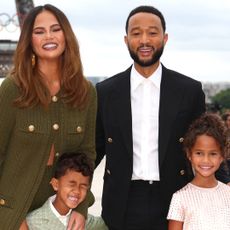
[31,54,35,67]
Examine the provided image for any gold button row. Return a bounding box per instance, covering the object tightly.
[28,125,83,133]
[107,137,184,144]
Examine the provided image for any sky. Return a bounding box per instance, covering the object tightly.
[0,0,230,83]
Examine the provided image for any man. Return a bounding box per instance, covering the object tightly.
[96,5,205,230]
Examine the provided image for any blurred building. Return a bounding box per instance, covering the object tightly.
[0,40,17,78]
[202,82,230,104]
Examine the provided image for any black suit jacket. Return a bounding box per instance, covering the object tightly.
[95,65,205,229]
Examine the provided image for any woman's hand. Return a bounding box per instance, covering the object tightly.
[67,211,85,230]
[19,220,29,230]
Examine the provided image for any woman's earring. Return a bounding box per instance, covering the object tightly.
[31,54,35,67]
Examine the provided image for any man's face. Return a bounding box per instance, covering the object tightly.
[124,12,168,67]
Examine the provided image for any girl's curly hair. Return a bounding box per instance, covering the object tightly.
[183,113,230,159]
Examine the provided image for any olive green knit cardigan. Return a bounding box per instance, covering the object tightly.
[0,78,97,229]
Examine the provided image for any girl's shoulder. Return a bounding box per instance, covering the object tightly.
[217,181,230,191]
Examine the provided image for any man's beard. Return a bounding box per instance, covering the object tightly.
[128,44,164,67]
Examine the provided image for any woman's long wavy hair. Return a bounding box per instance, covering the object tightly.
[10,4,89,109]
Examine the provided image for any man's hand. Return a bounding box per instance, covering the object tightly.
[67,211,86,230]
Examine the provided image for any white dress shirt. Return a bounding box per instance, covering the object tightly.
[49,195,72,226]
[130,64,162,181]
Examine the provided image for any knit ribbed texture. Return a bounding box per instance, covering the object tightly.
[0,78,97,229]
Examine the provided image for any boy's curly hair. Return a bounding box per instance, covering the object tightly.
[54,152,94,183]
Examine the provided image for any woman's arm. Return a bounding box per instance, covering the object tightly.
[0,78,17,169]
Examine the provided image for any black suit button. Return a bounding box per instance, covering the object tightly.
[107,137,113,143]
[179,137,184,143]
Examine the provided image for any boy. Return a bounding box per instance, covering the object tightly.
[26,152,108,230]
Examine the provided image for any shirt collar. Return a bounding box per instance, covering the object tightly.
[49,195,72,226]
[131,63,162,92]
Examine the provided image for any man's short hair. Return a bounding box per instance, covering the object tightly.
[125,5,166,33]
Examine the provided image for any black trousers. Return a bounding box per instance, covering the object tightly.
[109,180,168,230]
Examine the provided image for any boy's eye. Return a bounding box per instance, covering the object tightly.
[80,184,89,190]
[69,183,75,188]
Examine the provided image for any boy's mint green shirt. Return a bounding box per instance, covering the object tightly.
[27,195,108,230]
[0,78,97,229]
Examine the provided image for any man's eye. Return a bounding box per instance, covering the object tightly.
[131,31,140,36]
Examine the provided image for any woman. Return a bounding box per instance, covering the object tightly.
[0,4,96,230]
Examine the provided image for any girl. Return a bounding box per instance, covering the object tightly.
[167,113,230,230]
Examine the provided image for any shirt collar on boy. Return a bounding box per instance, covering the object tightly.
[49,195,72,226]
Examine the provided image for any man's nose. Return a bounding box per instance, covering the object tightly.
[140,33,150,44]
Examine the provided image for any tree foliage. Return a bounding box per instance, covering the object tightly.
[212,88,230,111]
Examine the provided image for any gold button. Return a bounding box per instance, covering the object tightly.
[28,125,35,132]
[52,96,58,102]
[106,169,111,175]
[179,137,184,143]
[108,138,113,143]
[0,199,5,206]
[52,124,59,130]
[180,170,185,175]
[55,152,60,157]
[76,126,82,133]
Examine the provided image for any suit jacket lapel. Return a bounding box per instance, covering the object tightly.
[159,66,184,167]
[111,67,133,158]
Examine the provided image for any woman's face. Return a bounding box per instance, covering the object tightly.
[31,10,66,63]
